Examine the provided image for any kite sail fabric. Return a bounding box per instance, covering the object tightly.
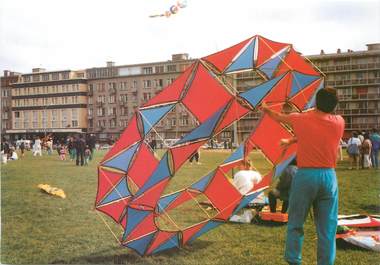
[96,35,323,255]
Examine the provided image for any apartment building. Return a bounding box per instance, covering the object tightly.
[86,54,195,141]
[308,44,380,138]
[7,68,88,140]
[1,71,21,139]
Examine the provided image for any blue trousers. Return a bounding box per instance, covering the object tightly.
[285,168,338,265]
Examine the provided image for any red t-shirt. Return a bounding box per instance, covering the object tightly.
[288,110,345,168]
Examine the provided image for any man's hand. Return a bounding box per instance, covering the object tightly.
[280,137,297,148]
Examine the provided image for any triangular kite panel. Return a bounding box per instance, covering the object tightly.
[140,104,175,136]
[135,153,171,196]
[239,73,286,108]
[157,191,181,213]
[289,79,322,111]
[256,36,289,66]
[146,231,179,255]
[131,179,169,209]
[290,71,320,98]
[202,37,253,72]
[123,207,151,241]
[274,154,296,178]
[214,99,250,133]
[102,114,141,162]
[276,48,318,76]
[96,197,130,224]
[151,234,179,254]
[187,221,223,243]
[258,47,289,78]
[182,63,233,123]
[175,105,227,145]
[222,144,244,165]
[124,232,155,256]
[98,178,131,206]
[190,171,215,192]
[96,167,126,205]
[304,80,324,110]
[103,142,140,172]
[170,141,206,172]
[127,142,159,189]
[225,38,256,73]
[232,191,263,215]
[143,64,195,107]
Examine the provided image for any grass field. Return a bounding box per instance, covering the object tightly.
[1,149,379,264]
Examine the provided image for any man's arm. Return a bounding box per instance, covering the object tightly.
[261,102,292,125]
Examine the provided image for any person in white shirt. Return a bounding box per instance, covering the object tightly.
[233,159,262,195]
[33,137,42,156]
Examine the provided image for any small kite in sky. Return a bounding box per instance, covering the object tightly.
[149,0,187,18]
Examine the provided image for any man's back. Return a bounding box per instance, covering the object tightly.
[289,110,345,168]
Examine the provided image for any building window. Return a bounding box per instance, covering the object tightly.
[72,120,78,127]
[119,94,128,103]
[143,93,151,101]
[42,74,49,81]
[33,75,40,82]
[109,95,115,104]
[132,80,138,88]
[167,64,177,72]
[97,108,105,116]
[62,72,69,79]
[155,66,164,73]
[143,80,152,88]
[142,67,153,74]
[15,111,20,118]
[23,75,31,82]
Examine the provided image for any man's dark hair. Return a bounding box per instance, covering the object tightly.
[316,87,338,113]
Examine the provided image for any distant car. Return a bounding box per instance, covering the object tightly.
[163,139,180,148]
[100,144,113,150]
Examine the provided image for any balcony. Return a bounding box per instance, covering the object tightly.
[345,123,380,130]
[338,93,380,101]
[326,78,380,87]
[319,62,380,73]
[336,108,379,116]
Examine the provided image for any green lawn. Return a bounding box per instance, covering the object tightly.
[1,149,379,264]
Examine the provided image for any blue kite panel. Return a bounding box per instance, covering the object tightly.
[239,73,286,108]
[135,153,171,196]
[290,72,319,97]
[103,142,139,172]
[274,154,296,178]
[152,234,179,254]
[222,144,244,165]
[188,221,223,243]
[225,39,256,73]
[123,207,151,240]
[259,49,288,78]
[99,178,131,206]
[190,171,215,192]
[157,191,181,213]
[232,190,263,215]
[304,80,324,110]
[175,105,226,145]
[125,232,155,256]
[141,104,175,136]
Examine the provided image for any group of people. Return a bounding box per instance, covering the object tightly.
[1,134,97,167]
[346,129,380,169]
[0,140,18,163]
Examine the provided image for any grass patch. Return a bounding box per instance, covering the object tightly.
[1,150,379,264]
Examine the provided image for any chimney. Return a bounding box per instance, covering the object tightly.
[172,53,189,61]
[3,70,9,77]
[366,43,380,51]
[320,49,325,55]
[337,48,341,54]
[106,61,115,67]
[32,68,45,73]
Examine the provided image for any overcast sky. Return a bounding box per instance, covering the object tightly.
[0,0,379,74]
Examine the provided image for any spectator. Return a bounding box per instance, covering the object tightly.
[233,159,262,195]
[33,137,42,156]
[84,145,91,165]
[20,140,25,157]
[269,159,298,213]
[189,148,201,165]
[347,131,361,170]
[370,128,380,169]
[75,134,86,166]
[361,133,372,169]
[59,145,66,161]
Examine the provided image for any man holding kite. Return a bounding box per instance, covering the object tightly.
[261,87,345,265]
